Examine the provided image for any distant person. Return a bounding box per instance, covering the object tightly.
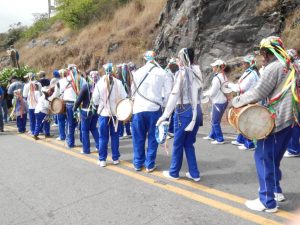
[38,71,50,87]
[7,45,20,69]
[0,86,4,132]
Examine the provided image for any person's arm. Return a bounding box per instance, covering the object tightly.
[22,83,29,98]
[73,84,88,111]
[163,71,173,107]
[232,65,279,108]
[205,76,221,97]
[92,82,101,106]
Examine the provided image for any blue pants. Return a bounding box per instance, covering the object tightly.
[209,102,228,142]
[28,109,36,134]
[1,100,8,122]
[132,110,161,170]
[57,113,66,140]
[118,121,131,137]
[0,100,3,130]
[16,114,27,133]
[287,124,300,154]
[66,104,77,148]
[81,110,99,154]
[236,134,255,149]
[255,126,292,208]
[169,104,202,178]
[33,112,50,136]
[98,116,120,161]
[168,112,175,134]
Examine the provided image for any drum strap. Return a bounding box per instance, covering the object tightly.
[132,65,156,96]
[216,75,229,99]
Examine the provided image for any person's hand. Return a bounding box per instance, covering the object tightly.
[156,116,168,126]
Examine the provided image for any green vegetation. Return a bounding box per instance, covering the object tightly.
[0,23,27,50]
[56,0,131,28]
[0,66,36,87]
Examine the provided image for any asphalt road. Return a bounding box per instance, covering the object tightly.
[0,120,299,225]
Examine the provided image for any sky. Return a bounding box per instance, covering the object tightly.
[0,0,50,33]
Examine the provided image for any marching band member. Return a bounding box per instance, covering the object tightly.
[228,55,259,150]
[117,63,132,139]
[131,51,172,172]
[13,89,27,133]
[33,87,51,140]
[284,49,300,158]
[92,63,127,167]
[157,47,203,181]
[50,69,61,127]
[203,59,228,144]
[23,72,42,135]
[232,36,297,212]
[49,65,86,148]
[73,71,100,154]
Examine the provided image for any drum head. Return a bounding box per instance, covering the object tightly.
[51,98,63,114]
[237,105,274,140]
[221,81,233,94]
[116,99,133,121]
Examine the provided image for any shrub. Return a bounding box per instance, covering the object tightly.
[0,65,36,87]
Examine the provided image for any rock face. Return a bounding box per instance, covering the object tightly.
[154,0,300,73]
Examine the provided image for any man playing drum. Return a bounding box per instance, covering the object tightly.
[232,36,298,213]
[131,51,172,172]
[203,59,228,144]
[92,63,127,167]
[228,55,260,150]
[49,65,86,148]
[73,71,100,154]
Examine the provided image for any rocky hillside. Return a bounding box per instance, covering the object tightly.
[155,0,300,73]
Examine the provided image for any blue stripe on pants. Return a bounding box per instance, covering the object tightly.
[287,124,300,154]
[255,126,292,208]
[81,110,99,154]
[169,104,202,178]
[98,116,120,161]
[209,102,228,142]
[132,110,161,170]
[66,104,77,148]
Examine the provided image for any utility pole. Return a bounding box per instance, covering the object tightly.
[48,0,57,18]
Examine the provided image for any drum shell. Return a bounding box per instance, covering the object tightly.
[50,98,66,114]
[228,104,274,140]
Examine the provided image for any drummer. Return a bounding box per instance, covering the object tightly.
[203,59,228,144]
[92,63,127,167]
[157,47,203,181]
[131,51,172,172]
[228,55,259,150]
[49,65,86,148]
[232,36,296,213]
[73,71,100,154]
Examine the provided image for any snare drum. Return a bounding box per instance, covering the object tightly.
[50,98,66,114]
[228,104,274,140]
[116,98,133,122]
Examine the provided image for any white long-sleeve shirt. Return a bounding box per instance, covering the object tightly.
[35,94,50,114]
[131,62,172,114]
[92,75,127,117]
[230,68,259,94]
[23,81,42,109]
[48,76,86,102]
[206,73,228,104]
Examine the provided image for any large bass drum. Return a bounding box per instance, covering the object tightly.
[50,98,66,114]
[116,98,133,122]
[228,104,274,140]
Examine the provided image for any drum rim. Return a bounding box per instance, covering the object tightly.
[50,98,65,114]
[116,98,133,121]
[236,104,275,140]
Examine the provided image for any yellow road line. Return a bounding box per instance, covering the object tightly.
[5,129,287,225]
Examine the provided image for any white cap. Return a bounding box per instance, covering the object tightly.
[210,59,226,67]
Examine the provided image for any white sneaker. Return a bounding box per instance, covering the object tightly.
[146,165,157,173]
[203,136,214,140]
[162,171,179,180]
[274,193,285,202]
[186,172,200,182]
[231,140,243,146]
[98,160,106,167]
[56,137,63,141]
[211,140,224,145]
[168,132,174,137]
[283,151,300,158]
[113,160,120,165]
[90,148,98,153]
[238,145,255,151]
[245,198,278,213]
[51,124,58,127]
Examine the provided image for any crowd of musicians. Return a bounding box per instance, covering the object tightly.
[0,36,300,213]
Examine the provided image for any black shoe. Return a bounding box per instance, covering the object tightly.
[0,129,4,132]
[33,135,40,140]
[45,134,53,138]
